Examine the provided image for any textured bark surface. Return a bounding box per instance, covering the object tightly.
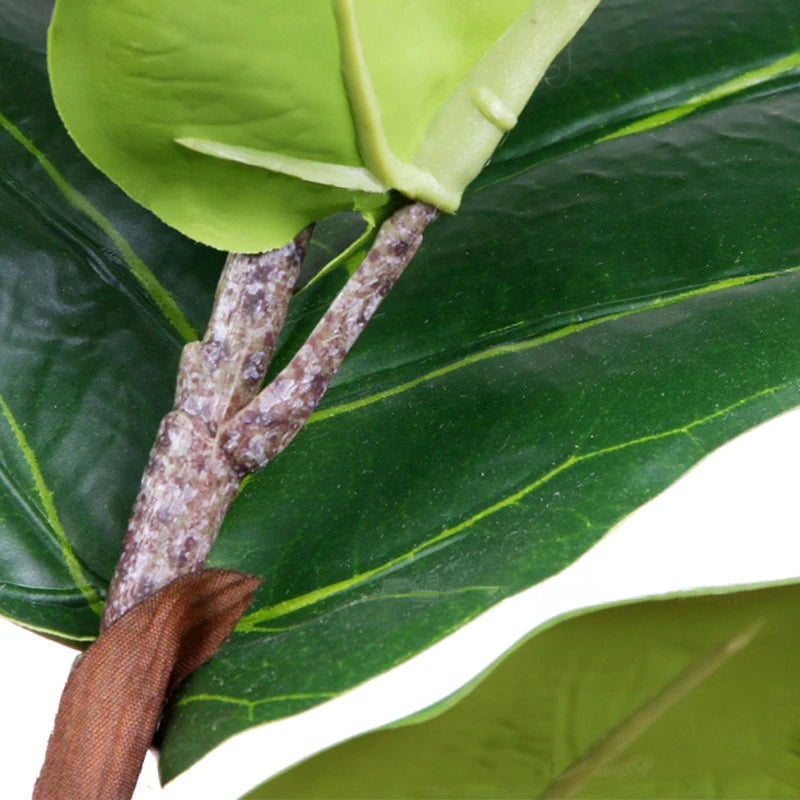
[102,230,311,629]
[42,202,439,799]
[104,202,437,629]
[222,202,438,472]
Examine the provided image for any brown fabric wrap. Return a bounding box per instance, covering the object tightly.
[34,568,261,800]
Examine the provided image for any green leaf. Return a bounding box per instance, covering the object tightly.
[2,0,800,788]
[47,0,600,250]
[245,583,800,799]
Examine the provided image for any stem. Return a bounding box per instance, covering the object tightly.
[102,230,312,629]
[540,619,762,799]
[221,201,437,472]
[102,201,437,629]
[44,202,437,800]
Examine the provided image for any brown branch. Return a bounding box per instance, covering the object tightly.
[102,201,438,630]
[45,200,437,800]
[221,201,438,472]
[102,229,311,629]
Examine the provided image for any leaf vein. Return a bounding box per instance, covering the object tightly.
[311,266,798,424]
[175,692,337,722]
[0,393,103,615]
[0,110,197,343]
[240,378,797,631]
[472,50,800,196]
[596,51,800,145]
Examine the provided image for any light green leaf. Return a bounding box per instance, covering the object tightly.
[47,0,599,250]
[247,583,800,799]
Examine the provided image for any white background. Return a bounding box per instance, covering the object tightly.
[3,406,800,799]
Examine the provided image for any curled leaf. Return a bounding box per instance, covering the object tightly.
[48,0,600,251]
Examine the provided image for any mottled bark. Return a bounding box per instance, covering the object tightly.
[103,201,437,629]
[102,230,311,629]
[222,202,438,472]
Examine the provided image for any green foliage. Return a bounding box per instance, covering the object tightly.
[248,584,800,799]
[1,0,799,788]
[47,0,599,251]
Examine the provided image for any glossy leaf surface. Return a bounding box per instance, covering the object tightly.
[248,583,800,799]
[47,0,599,251]
[1,0,799,785]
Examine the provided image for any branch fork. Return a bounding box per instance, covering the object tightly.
[103,201,437,628]
[38,201,437,798]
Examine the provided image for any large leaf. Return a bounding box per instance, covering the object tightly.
[247,583,800,799]
[1,0,799,788]
[47,0,600,251]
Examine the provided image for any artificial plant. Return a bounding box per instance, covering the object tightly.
[1,0,799,796]
[38,1,602,796]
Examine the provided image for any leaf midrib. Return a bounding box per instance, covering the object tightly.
[0,165,187,350]
[312,266,799,425]
[0,109,197,344]
[238,372,799,633]
[472,51,800,196]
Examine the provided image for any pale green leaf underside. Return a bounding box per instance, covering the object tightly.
[249,585,800,799]
[47,0,600,251]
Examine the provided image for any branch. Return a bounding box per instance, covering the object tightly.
[221,201,438,472]
[102,201,437,629]
[43,201,438,800]
[102,229,311,629]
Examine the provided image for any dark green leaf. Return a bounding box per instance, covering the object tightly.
[0,0,799,786]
